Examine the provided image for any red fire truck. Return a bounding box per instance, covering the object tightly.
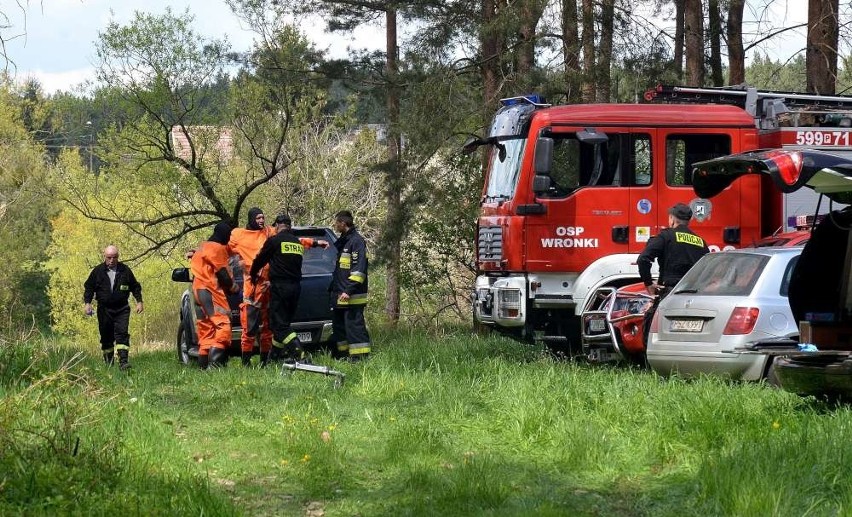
[468,85,852,353]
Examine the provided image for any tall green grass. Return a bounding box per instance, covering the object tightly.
[2,327,852,516]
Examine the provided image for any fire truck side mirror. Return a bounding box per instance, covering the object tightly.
[533,175,551,194]
[461,135,484,155]
[534,137,553,176]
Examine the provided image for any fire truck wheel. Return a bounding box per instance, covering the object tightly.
[543,316,582,359]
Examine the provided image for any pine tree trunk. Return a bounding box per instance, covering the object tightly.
[684,0,704,86]
[806,0,839,94]
[674,0,684,80]
[580,0,595,102]
[708,0,723,86]
[726,0,745,85]
[595,0,614,102]
[562,0,581,103]
[384,8,402,324]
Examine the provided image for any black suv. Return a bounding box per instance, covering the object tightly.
[170,227,337,364]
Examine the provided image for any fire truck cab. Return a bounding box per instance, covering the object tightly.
[470,86,852,353]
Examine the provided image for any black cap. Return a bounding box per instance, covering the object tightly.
[669,203,693,221]
[274,214,291,226]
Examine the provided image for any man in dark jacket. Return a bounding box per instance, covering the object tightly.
[329,210,371,361]
[638,203,709,297]
[83,245,143,370]
[251,214,328,363]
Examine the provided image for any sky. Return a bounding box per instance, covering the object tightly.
[3,0,811,95]
[3,0,385,94]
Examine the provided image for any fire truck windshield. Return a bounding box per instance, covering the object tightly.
[484,137,526,201]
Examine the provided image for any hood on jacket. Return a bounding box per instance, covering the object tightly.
[247,207,264,230]
[209,221,233,245]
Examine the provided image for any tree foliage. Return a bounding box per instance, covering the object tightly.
[0,83,55,326]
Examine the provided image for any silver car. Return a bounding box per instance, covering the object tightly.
[647,247,802,381]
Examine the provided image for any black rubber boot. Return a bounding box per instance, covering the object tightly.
[103,351,114,366]
[209,347,229,368]
[286,339,304,363]
[269,343,286,362]
[198,354,210,370]
[259,351,270,368]
[117,349,131,371]
[241,352,252,367]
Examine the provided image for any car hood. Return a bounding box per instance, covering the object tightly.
[692,148,852,324]
[692,149,852,205]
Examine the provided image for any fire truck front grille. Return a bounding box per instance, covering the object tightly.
[478,226,503,261]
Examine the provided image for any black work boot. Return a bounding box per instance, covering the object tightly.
[117,349,131,371]
[286,339,305,364]
[241,352,252,367]
[102,350,114,366]
[259,351,270,368]
[209,347,229,368]
[198,354,210,370]
[269,343,286,363]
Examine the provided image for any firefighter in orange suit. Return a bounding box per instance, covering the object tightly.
[228,207,275,367]
[191,221,237,369]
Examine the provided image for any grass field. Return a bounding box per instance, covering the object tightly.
[2,327,851,516]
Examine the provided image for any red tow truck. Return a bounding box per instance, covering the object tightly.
[468,85,852,355]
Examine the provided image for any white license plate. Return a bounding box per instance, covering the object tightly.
[670,319,703,332]
[298,331,313,343]
[588,317,606,332]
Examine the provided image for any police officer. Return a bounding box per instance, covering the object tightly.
[251,214,328,363]
[638,202,709,297]
[329,210,371,361]
[83,245,143,370]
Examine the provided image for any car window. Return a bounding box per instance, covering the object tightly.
[292,227,338,275]
[303,246,336,275]
[780,255,799,297]
[677,253,769,296]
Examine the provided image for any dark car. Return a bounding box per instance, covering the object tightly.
[171,226,337,364]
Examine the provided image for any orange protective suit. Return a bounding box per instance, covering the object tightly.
[191,239,233,358]
[229,225,275,354]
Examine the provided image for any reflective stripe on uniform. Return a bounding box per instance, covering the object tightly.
[348,293,368,305]
[115,344,130,350]
[337,293,368,306]
[336,341,349,352]
[348,344,370,355]
[349,271,365,283]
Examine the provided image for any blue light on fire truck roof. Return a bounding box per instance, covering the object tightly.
[500,94,549,107]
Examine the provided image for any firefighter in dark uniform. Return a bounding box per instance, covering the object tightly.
[83,245,143,370]
[330,210,371,361]
[638,203,709,297]
[251,214,328,363]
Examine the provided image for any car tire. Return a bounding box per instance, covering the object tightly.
[177,323,192,365]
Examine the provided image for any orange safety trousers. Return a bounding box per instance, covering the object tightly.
[193,286,231,356]
[240,277,273,353]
